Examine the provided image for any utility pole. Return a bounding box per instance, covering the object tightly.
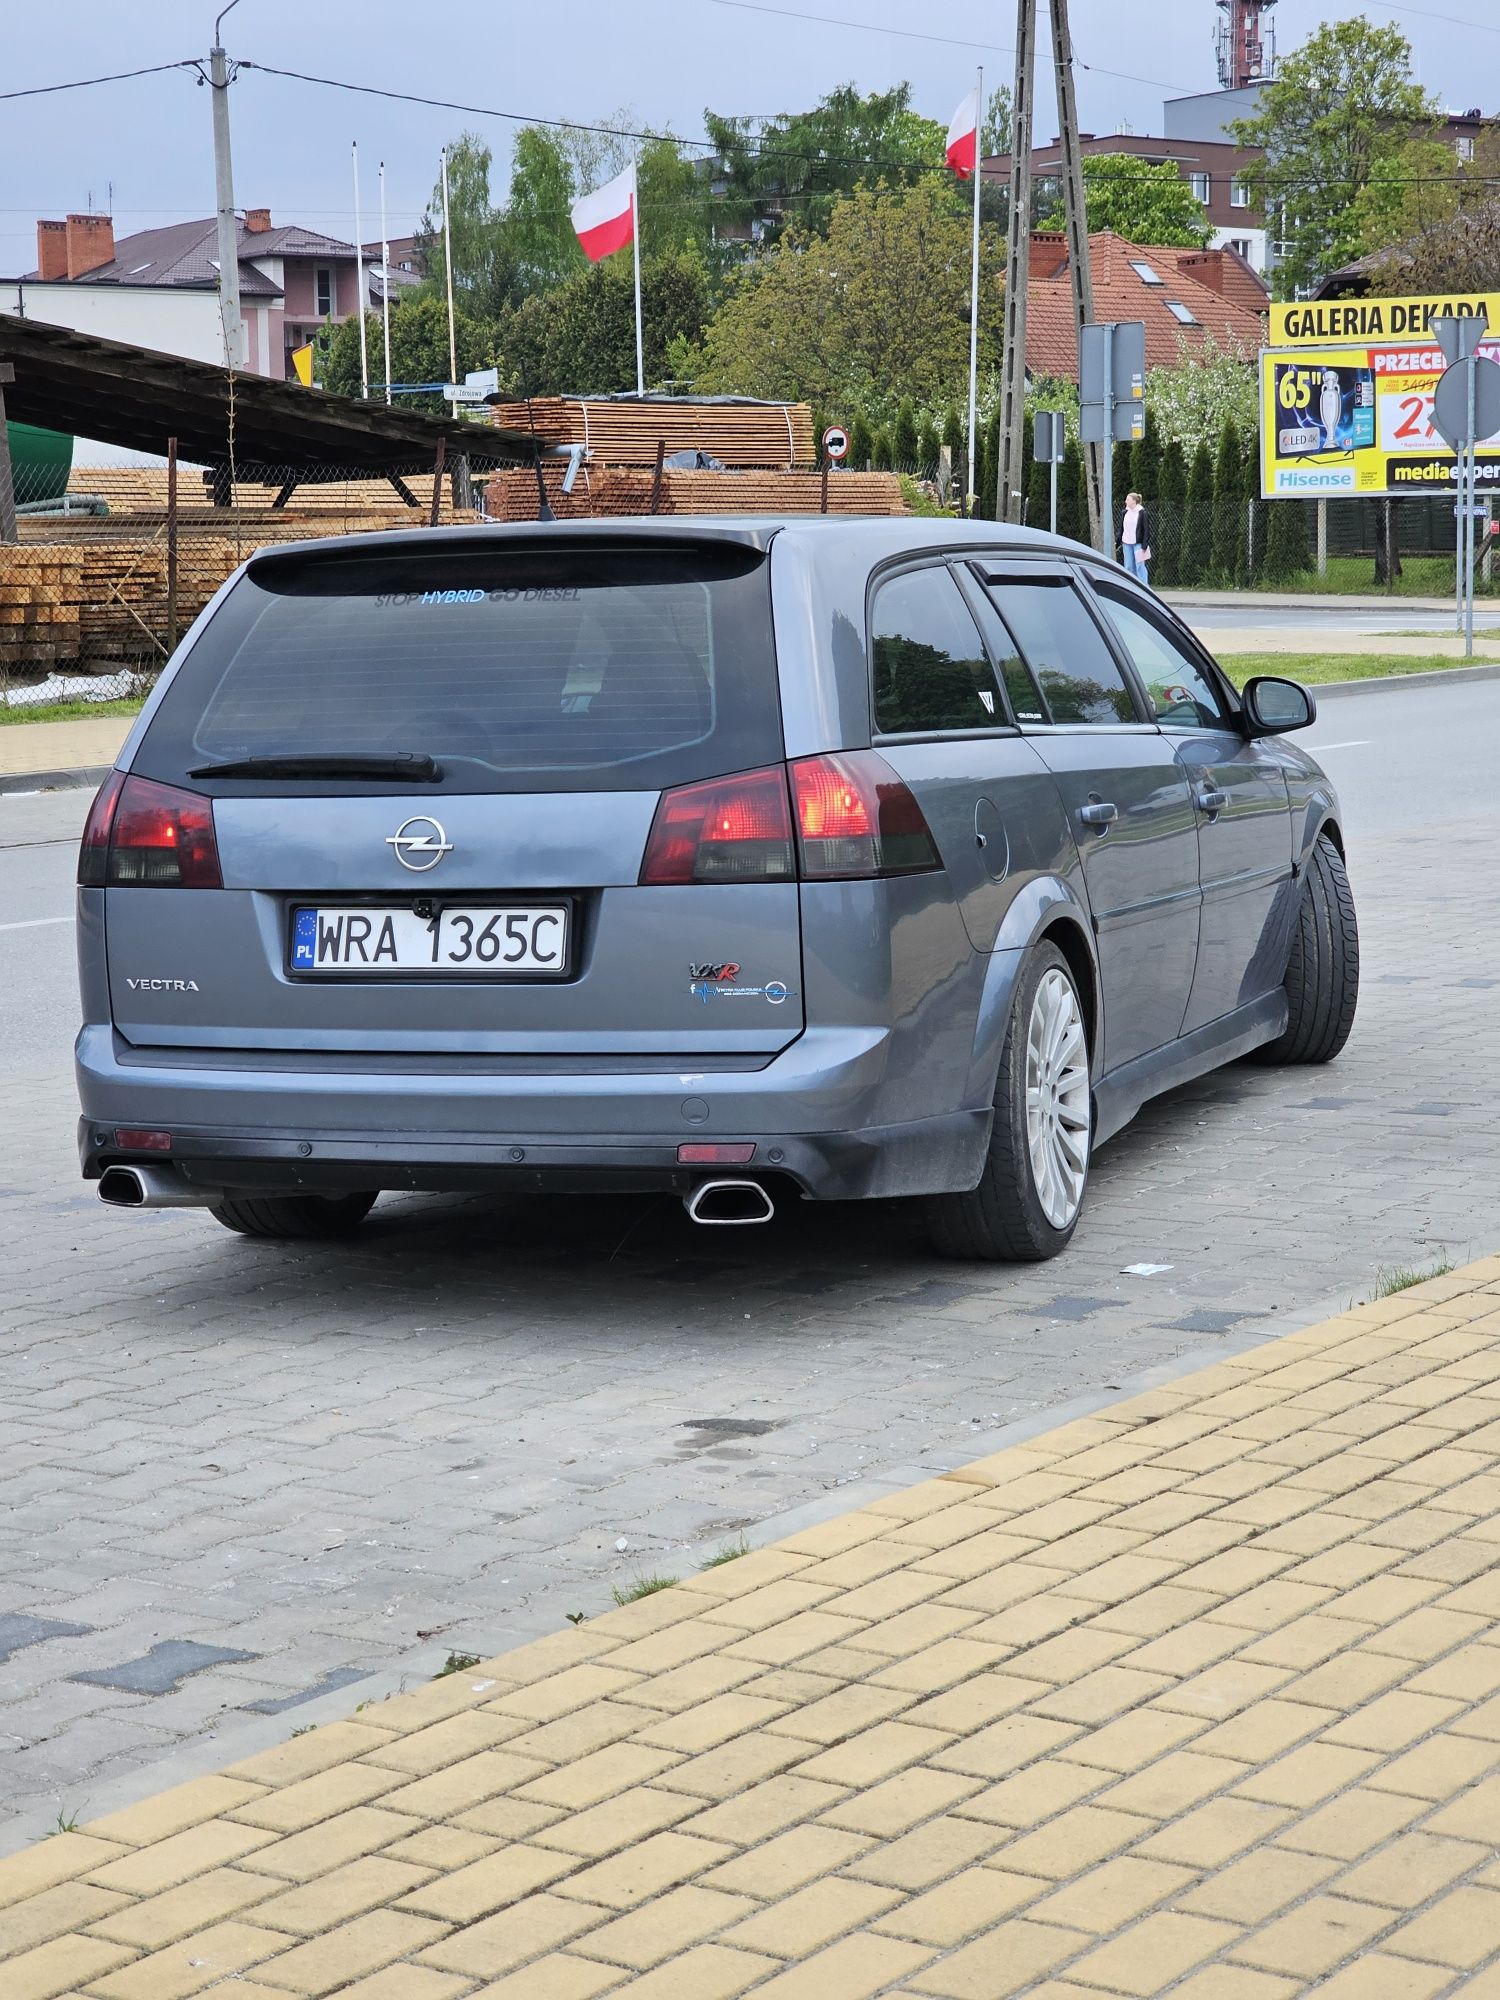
[996,0,1037,523]
[1050,0,1102,552]
[441,147,459,415]
[209,1,246,371]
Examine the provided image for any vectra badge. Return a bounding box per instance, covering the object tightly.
[386,815,453,871]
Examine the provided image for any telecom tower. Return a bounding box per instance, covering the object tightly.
[1215,0,1277,90]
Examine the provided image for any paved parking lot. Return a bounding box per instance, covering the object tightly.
[4,678,1500,1839]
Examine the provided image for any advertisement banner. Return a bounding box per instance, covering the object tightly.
[1269,294,1500,348]
[1260,339,1500,498]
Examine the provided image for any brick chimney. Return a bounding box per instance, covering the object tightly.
[1178,250,1225,294]
[64,213,114,278]
[244,207,272,234]
[36,219,69,280]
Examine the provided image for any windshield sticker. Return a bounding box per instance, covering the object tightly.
[373,588,582,608]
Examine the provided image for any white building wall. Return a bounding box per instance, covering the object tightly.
[0,282,228,366]
[1209,225,1268,275]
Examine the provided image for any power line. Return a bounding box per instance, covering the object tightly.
[0,60,197,102]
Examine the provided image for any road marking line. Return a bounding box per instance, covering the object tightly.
[0,915,71,932]
[1305,741,1368,752]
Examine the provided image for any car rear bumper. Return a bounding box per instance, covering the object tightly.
[75,1024,993,1202]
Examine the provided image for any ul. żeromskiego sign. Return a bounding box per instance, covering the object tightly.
[1259,291,1500,499]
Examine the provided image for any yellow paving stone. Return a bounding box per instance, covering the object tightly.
[1114,1622,1247,1681]
[683,1774,849,1845]
[1030,1665,1174,1725]
[866,1637,1012,1694]
[986,1498,1117,1542]
[690,1549,819,1597]
[762,1684,917,1745]
[939,1563,1078,1617]
[955,1758,1108,1829]
[1367,1730,1500,1801]
[239,1808,425,1883]
[584,1624,728,1676]
[413,1891,604,1977]
[596,1942,777,1998]
[322,1969,474,2000]
[636,1694,794,1753]
[1404,1641,1500,1702]
[883,1502,1039,1553]
[768,1650,892,1688]
[1027,1856,1197,1934]
[1188,1699,1336,1763]
[382,1826,500,1871]
[1363,1606,1491,1661]
[779,1513,889,1560]
[870,1867,1045,1946]
[1155,1661,1295,1723]
[1062,1910,1240,1995]
[228,1763,400,1833]
[356,1671,520,1736]
[1158,1972,1300,2000]
[1134,1797,1296,1869]
[987,1806,1156,1879]
[865,1479,977,1522]
[719,1878,902,1959]
[1227,1893,1396,1978]
[1176,1845,1339,1922]
[0,1931,136,2000]
[911,1532,1052,1583]
[791,1721,954,1787]
[373,1750,553,1823]
[1233,1741,1384,1808]
[584,1588,723,1636]
[462,1952,628,1997]
[1337,1830,1488,1909]
[1096,1749,1252,1819]
[1052,1707,1206,1773]
[87,1867,279,1948]
[0,1834,128,1911]
[906,1916,1087,1997]
[501,1702,660,1765]
[518,1743,686,1809]
[1171,1551,1292,1598]
[1236,1614,1379,1670]
[903,1675,1054,1738]
[395,1842,579,1921]
[84,1921,286,1999]
[1202,1580,1339,1635]
[655,1731,811,1800]
[359,1711,535,1776]
[625,1656,761,1713]
[840,1606,979,1658]
[530,1784,698,1858]
[1088,1585,1225,1640]
[0,1882,130,1957]
[726,1931,930,1998]
[813,1574,950,1625]
[1445,1688,1500,1742]
[799,1540,926,1589]
[246,1911,450,1996]
[223,1722,397,1789]
[246,1856,434,1936]
[1001,1626,1139,1684]
[445,1795,564,1842]
[85,1819,277,1895]
[85,1775,270,1847]
[844,1814,1009,1891]
[556,1832,733,1910]
[1274,1786,1427,1861]
[1278,1648,1422,1714]
[819,1767,983,1838]
[720,1611,869,1667]
[570,1883,759,1969]
[1322,1689,1465,1752]
[699,1825,874,1898]
[1293,1954,1453,2000]
[1382,1884,1500,1968]
[697,1579,841,1633]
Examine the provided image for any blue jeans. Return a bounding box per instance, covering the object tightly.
[1122,543,1150,583]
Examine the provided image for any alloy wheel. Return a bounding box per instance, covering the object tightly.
[1024,967,1091,1230]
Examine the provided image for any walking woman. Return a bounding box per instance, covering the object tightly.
[1121,491,1152,585]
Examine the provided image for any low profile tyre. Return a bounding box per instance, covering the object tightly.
[208,1192,378,1240]
[1252,834,1359,1066]
[926,941,1093,1262]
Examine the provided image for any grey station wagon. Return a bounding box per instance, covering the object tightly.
[75,518,1358,1260]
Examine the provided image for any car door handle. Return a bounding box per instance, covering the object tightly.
[1077,801,1118,830]
[1194,786,1228,815]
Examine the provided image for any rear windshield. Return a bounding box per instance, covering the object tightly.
[135,540,782,795]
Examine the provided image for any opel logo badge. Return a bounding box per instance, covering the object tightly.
[386,815,453,871]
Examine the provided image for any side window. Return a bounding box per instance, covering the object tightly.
[1094,587,1228,731]
[984,579,1138,726]
[870,566,1004,735]
[962,579,1047,725]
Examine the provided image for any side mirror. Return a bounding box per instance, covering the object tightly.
[1243,675,1316,737]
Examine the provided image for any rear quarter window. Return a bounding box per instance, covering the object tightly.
[134,541,783,796]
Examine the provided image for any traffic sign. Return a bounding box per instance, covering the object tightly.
[1033,411,1065,464]
[443,382,489,405]
[1433,314,1488,366]
[1433,355,1500,450]
[823,425,849,462]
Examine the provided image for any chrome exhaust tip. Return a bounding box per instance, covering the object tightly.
[685,1178,775,1226]
[98,1165,214,1209]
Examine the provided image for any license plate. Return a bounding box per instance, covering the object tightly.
[290,905,569,976]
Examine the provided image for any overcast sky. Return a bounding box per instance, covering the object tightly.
[3,0,1496,276]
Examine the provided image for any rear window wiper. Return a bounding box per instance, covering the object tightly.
[187,752,443,782]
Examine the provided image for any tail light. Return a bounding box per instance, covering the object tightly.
[77,774,222,888]
[640,766,795,884]
[790,752,941,880]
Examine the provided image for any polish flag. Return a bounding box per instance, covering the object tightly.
[571,163,636,262]
[946,88,979,178]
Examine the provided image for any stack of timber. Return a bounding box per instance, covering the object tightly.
[480,465,906,522]
[64,467,480,525]
[487,397,817,469]
[0,551,84,668]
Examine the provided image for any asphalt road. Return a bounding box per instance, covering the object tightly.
[1181,600,1500,635]
[5,678,1500,1837]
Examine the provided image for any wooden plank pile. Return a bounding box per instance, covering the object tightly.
[480,465,906,522]
[66,467,479,524]
[0,551,84,668]
[487,398,817,468]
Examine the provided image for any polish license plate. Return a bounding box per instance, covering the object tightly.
[290,904,569,976]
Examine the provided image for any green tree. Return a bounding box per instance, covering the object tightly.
[1026,448,1050,530]
[1129,421,1161,514]
[849,411,874,470]
[1146,337,1258,458]
[1369,185,1500,295]
[916,418,941,475]
[942,403,967,500]
[1232,17,1436,299]
[872,428,894,471]
[1180,438,1214,585]
[982,85,1013,159]
[1056,438,1085,543]
[696,180,1000,421]
[1112,441,1132,541]
[1038,154,1211,247]
[414,133,514,320]
[1262,498,1311,583]
[979,409,1002,519]
[705,84,946,242]
[1353,135,1468,257]
[323,294,494,411]
[503,127,583,299]
[1155,439,1187,586]
[1211,420,1243,584]
[892,398,919,469]
[501,250,711,396]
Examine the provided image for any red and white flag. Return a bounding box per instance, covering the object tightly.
[571,163,636,262]
[946,88,979,178]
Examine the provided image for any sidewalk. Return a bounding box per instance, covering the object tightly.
[0,716,129,790]
[6,1260,1500,1998]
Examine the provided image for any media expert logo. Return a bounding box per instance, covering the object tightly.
[1390,456,1500,487]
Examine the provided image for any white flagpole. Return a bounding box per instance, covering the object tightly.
[441,145,458,413]
[379,159,392,405]
[966,70,983,515]
[631,152,645,395]
[352,141,369,399]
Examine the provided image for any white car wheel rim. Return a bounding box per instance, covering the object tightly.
[1024,968,1091,1231]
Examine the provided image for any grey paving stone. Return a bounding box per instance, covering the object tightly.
[0,1614,93,1662]
[69,1640,258,1696]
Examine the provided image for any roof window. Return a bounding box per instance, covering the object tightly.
[1166,300,1200,325]
[1129,260,1163,286]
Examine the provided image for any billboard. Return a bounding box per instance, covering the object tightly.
[1260,292,1500,499]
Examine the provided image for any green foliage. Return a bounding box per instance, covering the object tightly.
[1231,17,1436,299]
[700,1538,749,1568]
[1211,420,1244,584]
[1154,439,1187,586]
[1368,180,1500,295]
[892,398,919,468]
[503,127,584,298]
[415,132,514,320]
[848,411,874,471]
[1112,440,1132,525]
[502,251,711,396]
[977,410,1001,520]
[705,84,946,242]
[613,1574,679,1606]
[983,85,1013,159]
[1056,438,1085,544]
[1180,439,1215,585]
[899,474,956,517]
[1354,136,1469,257]
[872,429,894,471]
[694,180,1001,421]
[1039,154,1211,248]
[435,1651,482,1678]
[1129,423,1161,514]
[1261,497,1311,583]
[1026,449,1051,532]
[324,295,494,411]
[1145,337,1258,457]
[916,419,942,476]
